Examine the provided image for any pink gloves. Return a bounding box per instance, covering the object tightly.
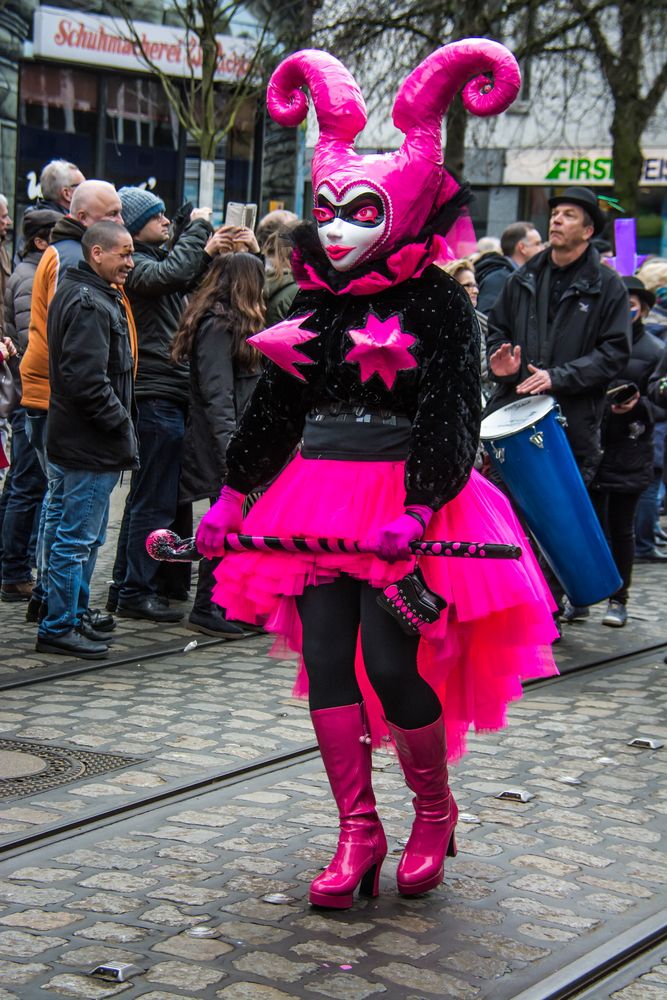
[195,485,245,558]
[366,505,433,562]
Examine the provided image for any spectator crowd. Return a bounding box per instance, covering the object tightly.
[0,159,665,658]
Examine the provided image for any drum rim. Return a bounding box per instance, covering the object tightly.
[480,395,556,441]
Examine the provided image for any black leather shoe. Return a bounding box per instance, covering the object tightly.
[187,609,244,638]
[116,596,184,622]
[82,608,116,632]
[36,630,109,659]
[77,621,115,643]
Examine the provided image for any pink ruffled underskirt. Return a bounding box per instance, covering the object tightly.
[213,456,558,760]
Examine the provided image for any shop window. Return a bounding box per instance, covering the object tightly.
[20,63,97,134]
[105,77,181,210]
[17,64,97,210]
[106,78,179,152]
[469,188,490,238]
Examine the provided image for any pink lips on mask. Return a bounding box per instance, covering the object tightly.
[326,245,354,260]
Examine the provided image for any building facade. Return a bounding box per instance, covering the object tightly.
[0,1,303,224]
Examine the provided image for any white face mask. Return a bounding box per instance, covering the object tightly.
[314,183,388,271]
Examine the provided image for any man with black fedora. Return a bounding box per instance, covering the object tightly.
[486,185,630,480]
[485,185,631,616]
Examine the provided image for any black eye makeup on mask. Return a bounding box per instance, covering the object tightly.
[314,192,385,228]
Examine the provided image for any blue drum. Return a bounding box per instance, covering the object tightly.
[480,396,621,606]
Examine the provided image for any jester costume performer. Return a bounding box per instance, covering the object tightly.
[197,40,559,908]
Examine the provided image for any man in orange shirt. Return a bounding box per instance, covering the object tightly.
[21,180,136,634]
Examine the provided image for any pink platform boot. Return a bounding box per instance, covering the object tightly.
[387,714,458,896]
[309,703,387,909]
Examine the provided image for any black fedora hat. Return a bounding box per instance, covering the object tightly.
[548,187,606,236]
[622,275,656,309]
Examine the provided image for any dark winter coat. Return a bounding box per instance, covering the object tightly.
[46,262,139,472]
[648,345,667,411]
[123,219,212,405]
[3,250,43,353]
[486,246,631,483]
[226,265,481,510]
[592,322,664,493]
[475,252,515,315]
[179,312,261,502]
[265,268,298,327]
[15,200,67,262]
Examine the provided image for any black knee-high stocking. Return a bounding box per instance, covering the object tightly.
[296,575,441,728]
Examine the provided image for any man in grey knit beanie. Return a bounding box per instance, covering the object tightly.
[109,190,234,629]
[118,187,166,237]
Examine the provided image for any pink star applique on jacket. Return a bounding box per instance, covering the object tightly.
[248,313,318,381]
[345,312,418,389]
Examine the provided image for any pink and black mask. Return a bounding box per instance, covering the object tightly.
[267,40,521,272]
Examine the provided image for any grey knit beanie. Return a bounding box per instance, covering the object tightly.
[118,187,165,236]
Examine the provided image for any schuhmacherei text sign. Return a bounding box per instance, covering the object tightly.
[33,5,254,82]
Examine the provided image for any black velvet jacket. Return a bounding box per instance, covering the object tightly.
[225,260,481,511]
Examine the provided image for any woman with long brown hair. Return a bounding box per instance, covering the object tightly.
[173,251,265,636]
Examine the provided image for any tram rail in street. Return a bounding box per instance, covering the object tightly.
[1,641,664,863]
[0,640,663,999]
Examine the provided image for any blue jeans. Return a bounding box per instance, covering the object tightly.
[1,409,47,584]
[116,398,185,602]
[634,470,661,556]
[25,411,61,606]
[39,466,119,637]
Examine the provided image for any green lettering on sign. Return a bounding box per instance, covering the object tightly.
[545,159,569,180]
[545,157,614,182]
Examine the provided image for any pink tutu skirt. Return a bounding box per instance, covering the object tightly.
[213,455,558,760]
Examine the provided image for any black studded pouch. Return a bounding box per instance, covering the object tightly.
[377,566,448,637]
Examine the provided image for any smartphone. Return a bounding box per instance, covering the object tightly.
[606,383,638,405]
[224,202,257,231]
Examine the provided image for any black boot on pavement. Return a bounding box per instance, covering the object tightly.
[187,607,244,638]
[36,630,109,660]
[116,596,184,623]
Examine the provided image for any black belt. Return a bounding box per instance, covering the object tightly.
[301,406,411,461]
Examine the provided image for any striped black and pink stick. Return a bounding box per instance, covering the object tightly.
[146,529,521,562]
[224,534,520,559]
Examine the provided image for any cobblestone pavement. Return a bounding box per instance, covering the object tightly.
[0,484,666,998]
[0,651,665,999]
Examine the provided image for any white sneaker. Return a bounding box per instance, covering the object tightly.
[602,600,627,628]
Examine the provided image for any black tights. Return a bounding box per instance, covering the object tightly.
[296,574,441,729]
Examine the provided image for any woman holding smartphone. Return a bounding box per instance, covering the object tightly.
[590,276,664,626]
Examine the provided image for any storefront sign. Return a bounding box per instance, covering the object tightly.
[33,6,255,82]
[504,148,667,187]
